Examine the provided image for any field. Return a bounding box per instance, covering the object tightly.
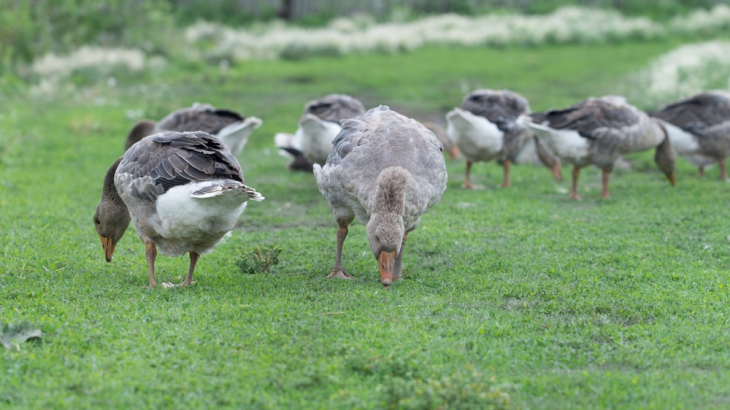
[2,40,730,409]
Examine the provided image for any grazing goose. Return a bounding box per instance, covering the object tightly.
[650,91,730,180]
[446,89,563,188]
[94,131,264,288]
[521,96,676,200]
[313,106,447,288]
[125,103,262,156]
[275,94,366,169]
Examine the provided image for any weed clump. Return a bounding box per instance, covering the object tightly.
[236,246,282,274]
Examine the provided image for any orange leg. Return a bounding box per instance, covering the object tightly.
[600,168,611,199]
[501,160,512,188]
[329,223,356,279]
[145,241,157,288]
[462,161,474,189]
[570,166,581,200]
[182,252,199,286]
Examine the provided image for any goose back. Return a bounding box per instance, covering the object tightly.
[304,94,366,124]
[534,96,664,167]
[316,106,447,229]
[155,104,244,135]
[651,91,730,158]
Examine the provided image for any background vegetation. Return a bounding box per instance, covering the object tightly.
[0,0,725,74]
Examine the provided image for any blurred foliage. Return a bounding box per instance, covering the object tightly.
[0,0,174,74]
[0,0,722,76]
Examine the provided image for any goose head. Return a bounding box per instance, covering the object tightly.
[125,120,156,151]
[93,158,131,262]
[367,213,404,288]
[366,167,409,288]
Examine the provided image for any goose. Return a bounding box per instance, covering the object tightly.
[446,89,563,188]
[650,90,730,180]
[275,94,366,169]
[125,103,262,156]
[94,131,264,288]
[520,96,676,200]
[313,106,447,288]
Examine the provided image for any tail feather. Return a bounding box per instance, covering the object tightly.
[191,182,264,201]
[274,132,302,158]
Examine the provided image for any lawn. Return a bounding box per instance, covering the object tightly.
[2,40,730,409]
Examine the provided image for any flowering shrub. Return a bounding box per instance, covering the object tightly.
[625,41,730,108]
[183,5,730,62]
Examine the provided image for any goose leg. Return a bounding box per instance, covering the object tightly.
[600,167,612,199]
[570,166,581,200]
[462,161,474,189]
[720,158,727,180]
[698,166,704,177]
[393,233,408,281]
[328,222,357,279]
[182,252,199,286]
[145,241,157,288]
[501,160,511,188]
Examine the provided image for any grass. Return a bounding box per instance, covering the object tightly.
[2,40,730,409]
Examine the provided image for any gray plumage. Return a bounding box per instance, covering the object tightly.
[650,90,730,179]
[125,104,261,156]
[532,96,668,168]
[304,94,366,123]
[525,95,675,199]
[449,89,563,187]
[96,131,262,287]
[313,106,447,287]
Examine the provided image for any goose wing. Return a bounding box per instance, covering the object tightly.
[460,89,530,131]
[156,104,244,135]
[651,91,730,134]
[118,131,244,200]
[536,97,640,139]
[305,94,366,123]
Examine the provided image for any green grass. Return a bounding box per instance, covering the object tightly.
[2,41,730,409]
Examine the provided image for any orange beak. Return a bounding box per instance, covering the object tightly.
[666,172,676,186]
[377,251,396,288]
[449,146,461,160]
[99,234,116,262]
[552,164,563,182]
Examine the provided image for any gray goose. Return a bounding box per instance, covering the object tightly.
[313,106,447,288]
[446,89,563,188]
[274,94,366,170]
[94,131,263,288]
[650,90,730,179]
[521,96,676,200]
[125,103,262,156]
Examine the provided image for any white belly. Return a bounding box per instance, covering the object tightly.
[446,108,503,162]
[154,181,248,256]
[663,121,700,155]
[527,122,590,166]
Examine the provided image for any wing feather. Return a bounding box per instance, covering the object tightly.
[119,131,244,195]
